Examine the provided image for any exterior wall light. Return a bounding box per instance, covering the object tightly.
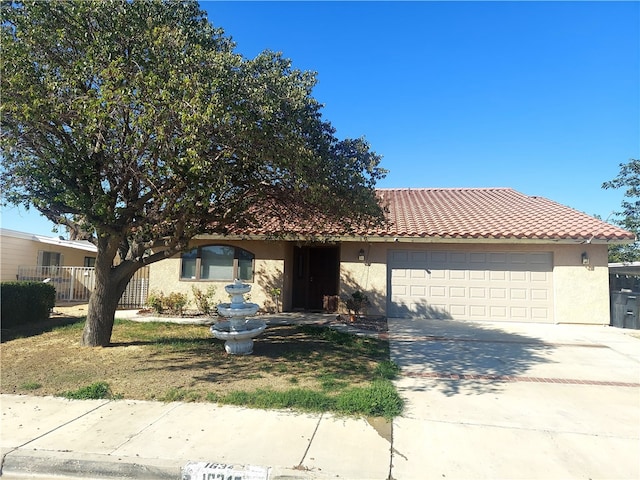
[581,252,590,265]
[358,249,366,261]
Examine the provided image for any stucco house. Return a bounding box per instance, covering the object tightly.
[148,188,635,325]
[0,228,97,282]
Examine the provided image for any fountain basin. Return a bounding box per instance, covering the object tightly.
[217,302,259,320]
[210,319,267,355]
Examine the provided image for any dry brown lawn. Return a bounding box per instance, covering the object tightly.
[1,305,390,404]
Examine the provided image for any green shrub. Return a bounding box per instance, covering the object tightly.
[1,281,56,327]
[146,290,188,315]
[191,285,217,315]
[146,290,165,313]
[165,292,188,315]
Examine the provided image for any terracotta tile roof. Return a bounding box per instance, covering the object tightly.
[225,188,635,242]
[374,188,634,242]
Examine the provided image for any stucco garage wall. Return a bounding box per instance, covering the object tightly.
[148,239,287,313]
[340,243,388,316]
[552,243,610,325]
[353,242,609,325]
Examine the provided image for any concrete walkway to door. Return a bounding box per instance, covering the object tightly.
[387,318,640,480]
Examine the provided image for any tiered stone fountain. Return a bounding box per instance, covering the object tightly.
[210,279,266,355]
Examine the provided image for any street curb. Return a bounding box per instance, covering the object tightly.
[1,451,177,479]
[1,450,335,480]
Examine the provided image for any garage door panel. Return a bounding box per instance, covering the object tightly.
[531,271,549,282]
[430,285,446,297]
[450,305,467,316]
[490,271,506,281]
[469,287,486,298]
[449,270,466,280]
[510,288,527,300]
[388,250,554,322]
[430,270,446,280]
[469,270,487,281]
[410,269,428,279]
[410,285,426,296]
[510,306,528,319]
[509,271,527,282]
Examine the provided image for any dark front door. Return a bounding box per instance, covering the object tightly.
[292,246,339,311]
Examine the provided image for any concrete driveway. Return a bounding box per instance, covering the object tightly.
[388,319,640,480]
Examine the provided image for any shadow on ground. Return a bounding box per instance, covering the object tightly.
[389,318,555,396]
[0,316,85,342]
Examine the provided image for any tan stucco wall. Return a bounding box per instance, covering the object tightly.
[148,240,287,313]
[340,242,388,316]
[552,243,610,325]
[148,238,611,325]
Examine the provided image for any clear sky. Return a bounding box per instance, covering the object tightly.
[2,0,638,237]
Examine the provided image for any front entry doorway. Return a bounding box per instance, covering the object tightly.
[292,246,340,311]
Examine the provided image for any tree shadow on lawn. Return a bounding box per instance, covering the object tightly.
[1,316,86,342]
[389,318,556,396]
[131,325,386,385]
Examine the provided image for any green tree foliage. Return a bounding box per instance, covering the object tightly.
[1,0,386,346]
[602,159,640,262]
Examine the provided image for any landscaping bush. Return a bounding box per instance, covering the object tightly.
[191,285,217,315]
[146,290,188,315]
[1,281,56,327]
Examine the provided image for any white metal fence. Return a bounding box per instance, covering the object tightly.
[17,266,150,308]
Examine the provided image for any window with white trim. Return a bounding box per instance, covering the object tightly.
[180,245,254,282]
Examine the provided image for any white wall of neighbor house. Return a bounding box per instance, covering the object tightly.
[148,239,287,313]
[0,229,96,282]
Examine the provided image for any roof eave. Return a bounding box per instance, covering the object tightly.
[194,233,635,245]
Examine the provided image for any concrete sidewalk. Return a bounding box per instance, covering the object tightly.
[0,395,391,479]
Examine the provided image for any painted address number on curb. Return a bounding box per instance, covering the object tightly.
[182,462,270,480]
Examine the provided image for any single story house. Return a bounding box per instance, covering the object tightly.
[0,228,97,282]
[149,188,635,325]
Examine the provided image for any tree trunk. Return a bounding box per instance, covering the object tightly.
[82,236,140,346]
[82,275,127,346]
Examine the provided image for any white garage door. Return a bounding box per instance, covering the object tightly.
[388,250,554,322]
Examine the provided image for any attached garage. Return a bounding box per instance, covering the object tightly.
[388,249,554,322]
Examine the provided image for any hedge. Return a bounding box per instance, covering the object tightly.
[1,281,56,327]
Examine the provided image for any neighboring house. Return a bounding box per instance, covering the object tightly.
[0,228,97,282]
[145,187,633,325]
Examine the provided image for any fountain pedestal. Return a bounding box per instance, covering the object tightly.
[210,280,266,355]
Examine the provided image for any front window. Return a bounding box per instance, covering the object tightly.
[180,245,254,282]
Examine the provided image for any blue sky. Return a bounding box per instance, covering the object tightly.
[2,0,639,237]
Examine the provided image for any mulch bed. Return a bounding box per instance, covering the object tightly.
[331,315,388,332]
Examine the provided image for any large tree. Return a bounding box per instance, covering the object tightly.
[1,0,386,346]
[602,159,640,262]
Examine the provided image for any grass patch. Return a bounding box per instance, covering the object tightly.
[157,387,203,402]
[375,360,401,379]
[20,381,42,390]
[217,380,403,419]
[59,381,117,400]
[2,320,403,418]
